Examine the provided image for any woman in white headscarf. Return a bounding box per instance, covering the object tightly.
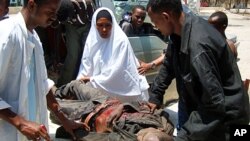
[77,7,149,102]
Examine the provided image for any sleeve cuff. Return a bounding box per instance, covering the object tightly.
[0,100,11,110]
[174,129,188,141]
[89,77,96,87]
[149,96,162,107]
[45,78,55,95]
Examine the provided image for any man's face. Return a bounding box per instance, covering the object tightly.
[131,8,146,28]
[147,7,173,36]
[0,0,8,18]
[30,0,61,28]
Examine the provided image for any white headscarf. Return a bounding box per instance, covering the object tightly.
[77,7,149,102]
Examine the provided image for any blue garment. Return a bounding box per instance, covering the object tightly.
[27,33,37,121]
[177,96,188,130]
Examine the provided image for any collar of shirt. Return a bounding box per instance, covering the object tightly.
[16,12,29,39]
[0,14,9,21]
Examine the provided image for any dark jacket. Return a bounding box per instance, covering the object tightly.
[149,13,249,141]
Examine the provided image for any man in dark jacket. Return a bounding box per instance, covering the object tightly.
[146,0,249,140]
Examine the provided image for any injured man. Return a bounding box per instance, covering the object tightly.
[51,80,174,141]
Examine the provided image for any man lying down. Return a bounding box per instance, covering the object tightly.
[51,80,174,141]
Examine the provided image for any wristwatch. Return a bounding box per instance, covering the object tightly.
[150,62,156,70]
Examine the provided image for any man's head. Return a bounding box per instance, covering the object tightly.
[137,128,173,141]
[146,0,182,36]
[22,0,61,28]
[56,0,75,23]
[0,0,9,19]
[208,11,228,37]
[131,5,146,28]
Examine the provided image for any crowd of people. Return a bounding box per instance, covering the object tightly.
[0,0,249,141]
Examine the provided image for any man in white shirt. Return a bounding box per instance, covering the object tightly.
[0,0,84,141]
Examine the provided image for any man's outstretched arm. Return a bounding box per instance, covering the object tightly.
[46,86,86,140]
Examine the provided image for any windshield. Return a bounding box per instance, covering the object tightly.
[113,0,197,22]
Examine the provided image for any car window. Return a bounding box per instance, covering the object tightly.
[129,35,167,83]
[113,0,148,22]
[113,0,197,23]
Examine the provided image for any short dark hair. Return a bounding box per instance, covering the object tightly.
[6,0,9,8]
[57,0,75,22]
[209,11,228,28]
[132,5,146,13]
[146,0,182,17]
[23,0,51,7]
[0,0,10,8]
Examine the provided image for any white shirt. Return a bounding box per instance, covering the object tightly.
[0,13,54,141]
[77,7,149,102]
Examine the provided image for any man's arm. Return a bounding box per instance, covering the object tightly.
[227,39,238,59]
[138,53,165,74]
[46,87,85,140]
[149,61,174,107]
[121,21,133,36]
[149,46,175,107]
[152,53,165,66]
[0,107,51,140]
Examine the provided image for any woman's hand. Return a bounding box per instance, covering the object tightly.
[79,76,90,83]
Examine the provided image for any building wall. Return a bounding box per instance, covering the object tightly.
[10,0,23,6]
[200,0,249,8]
